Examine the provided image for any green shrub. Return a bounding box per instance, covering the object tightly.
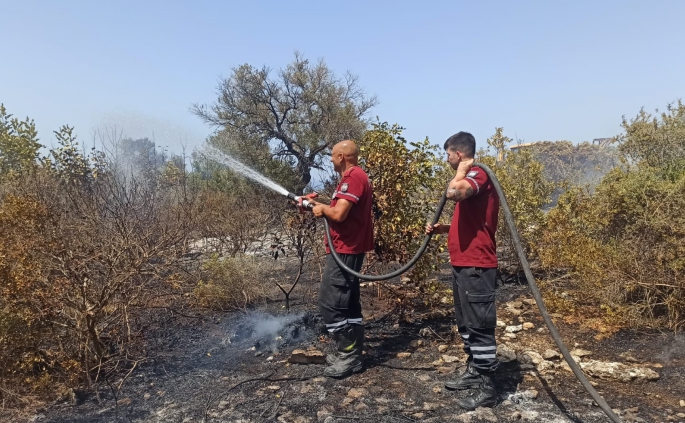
[539,101,685,330]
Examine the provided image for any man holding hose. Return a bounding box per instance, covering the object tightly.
[426,131,500,409]
[310,140,374,379]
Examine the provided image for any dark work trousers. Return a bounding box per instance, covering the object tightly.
[452,266,498,373]
[319,253,365,333]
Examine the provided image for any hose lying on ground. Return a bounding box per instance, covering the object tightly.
[323,162,622,423]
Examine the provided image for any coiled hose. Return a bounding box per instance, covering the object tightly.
[323,162,622,423]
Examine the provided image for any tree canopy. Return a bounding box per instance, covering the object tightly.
[193,53,377,193]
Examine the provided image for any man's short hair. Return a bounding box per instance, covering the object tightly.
[443,132,476,158]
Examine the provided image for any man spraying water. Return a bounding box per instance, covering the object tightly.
[308,140,374,379]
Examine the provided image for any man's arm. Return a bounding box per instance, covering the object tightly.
[446,158,475,202]
[312,199,354,222]
[446,179,474,202]
[425,223,451,234]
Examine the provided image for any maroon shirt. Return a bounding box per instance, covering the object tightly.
[447,165,499,268]
[325,166,374,254]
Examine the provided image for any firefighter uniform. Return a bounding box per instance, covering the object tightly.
[446,165,500,408]
[318,166,374,378]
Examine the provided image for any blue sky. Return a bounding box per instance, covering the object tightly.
[2,0,684,159]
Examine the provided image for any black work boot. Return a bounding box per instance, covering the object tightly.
[326,325,363,365]
[325,332,339,365]
[444,359,481,390]
[324,325,363,378]
[456,372,497,410]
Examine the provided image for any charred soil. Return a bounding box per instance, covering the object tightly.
[15,261,685,423]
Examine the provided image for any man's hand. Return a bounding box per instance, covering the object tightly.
[425,223,449,235]
[310,201,327,218]
[455,158,474,181]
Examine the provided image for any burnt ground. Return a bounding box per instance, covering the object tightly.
[18,260,685,423]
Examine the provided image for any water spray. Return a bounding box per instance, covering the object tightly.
[207,149,621,423]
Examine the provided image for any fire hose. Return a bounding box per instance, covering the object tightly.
[288,162,621,423]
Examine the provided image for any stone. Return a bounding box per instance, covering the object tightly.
[341,397,355,407]
[432,385,442,394]
[347,388,367,399]
[522,350,543,365]
[571,348,593,357]
[437,344,449,353]
[354,402,369,411]
[397,352,412,359]
[497,344,517,362]
[508,389,539,403]
[267,385,281,390]
[505,325,523,333]
[412,413,425,419]
[536,360,555,374]
[288,349,326,365]
[496,320,507,328]
[423,402,440,411]
[419,327,432,338]
[431,359,443,366]
[317,407,333,421]
[143,393,151,400]
[543,349,561,360]
[300,385,314,394]
[506,307,523,316]
[522,298,536,306]
[580,360,660,383]
[507,301,524,309]
[117,397,131,406]
[618,351,639,363]
[677,413,685,418]
[511,411,522,420]
[680,400,685,407]
[504,333,517,339]
[441,354,460,363]
[522,322,535,330]
[474,407,498,422]
[524,389,539,399]
[437,366,455,374]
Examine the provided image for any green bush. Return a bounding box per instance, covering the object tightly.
[358,121,449,284]
[539,101,685,330]
[477,128,555,269]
